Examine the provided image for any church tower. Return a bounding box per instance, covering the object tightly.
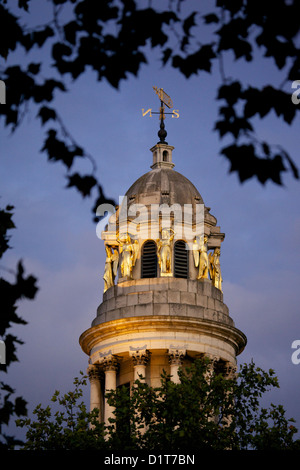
[79,89,247,425]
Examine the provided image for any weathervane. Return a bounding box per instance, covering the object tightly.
[142,87,179,144]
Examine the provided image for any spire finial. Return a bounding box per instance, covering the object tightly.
[158,112,168,144]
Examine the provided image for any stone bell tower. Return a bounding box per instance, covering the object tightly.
[79,91,247,424]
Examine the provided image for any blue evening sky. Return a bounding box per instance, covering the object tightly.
[1,0,300,441]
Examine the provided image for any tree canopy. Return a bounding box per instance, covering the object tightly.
[0,205,38,448]
[16,358,300,451]
[0,0,299,220]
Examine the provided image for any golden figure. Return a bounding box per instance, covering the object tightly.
[157,228,175,275]
[209,248,223,292]
[193,235,209,279]
[118,233,139,278]
[103,245,119,293]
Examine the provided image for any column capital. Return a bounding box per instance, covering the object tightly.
[222,361,237,379]
[100,354,120,372]
[87,364,102,381]
[204,353,219,363]
[168,348,186,365]
[130,349,150,366]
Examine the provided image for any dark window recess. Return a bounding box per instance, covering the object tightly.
[141,241,157,278]
[174,240,188,278]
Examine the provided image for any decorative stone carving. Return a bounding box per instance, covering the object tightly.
[103,244,119,293]
[130,349,150,366]
[209,248,223,292]
[100,354,120,372]
[168,348,186,383]
[222,361,237,380]
[157,228,175,276]
[130,349,150,383]
[193,235,209,279]
[117,233,139,279]
[87,364,102,382]
[168,348,186,365]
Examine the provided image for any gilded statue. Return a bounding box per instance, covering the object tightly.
[209,248,223,292]
[103,244,119,293]
[118,233,139,278]
[193,235,209,279]
[157,228,175,275]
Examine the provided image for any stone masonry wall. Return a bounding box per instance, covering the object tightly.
[92,278,234,328]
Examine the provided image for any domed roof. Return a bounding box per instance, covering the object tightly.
[125,167,204,207]
[103,142,223,248]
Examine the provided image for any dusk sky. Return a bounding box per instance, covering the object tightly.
[1,1,300,443]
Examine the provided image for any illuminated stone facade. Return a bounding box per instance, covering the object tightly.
[79,142,246,424]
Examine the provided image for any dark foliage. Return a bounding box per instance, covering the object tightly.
[0,0,299,221]
[16,359,300,451]
[0,206,38,448]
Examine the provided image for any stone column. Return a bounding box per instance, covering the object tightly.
[130,349,150,435]
[130,349,150,383]
[101,355,119,427]
[87,364,102,422]
[168,349,186,383]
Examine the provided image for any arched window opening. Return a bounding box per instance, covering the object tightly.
[174,240,189,278]
[163,150,168,161]
[141,240,157,278]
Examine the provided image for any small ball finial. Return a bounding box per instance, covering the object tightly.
[158,117,168,144]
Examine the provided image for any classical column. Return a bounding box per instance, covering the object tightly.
[87,364,102,422]
[101,354,120,427]
[130,349,150,383]
[130,349,150,435]
[168,349,186,383]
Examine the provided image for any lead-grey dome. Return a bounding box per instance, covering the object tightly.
[125,167,204,207]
